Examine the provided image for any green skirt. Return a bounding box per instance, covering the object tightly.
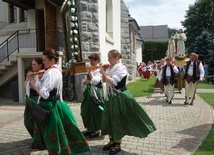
[33,100,91,155]
[81,85,104,132]
[24,95,37,138]
[101,90,156,141]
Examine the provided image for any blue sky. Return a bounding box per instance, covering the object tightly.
[123,0,196,29]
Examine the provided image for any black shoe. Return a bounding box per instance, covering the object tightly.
[184,101,189,105]
[89,131,100,139]
[166,98,168,102]
[82,131,93,137]
[31,143,37,149]
[103,142,116,151]
[109,142,121,154]
[190,101,194,105]
[168,100,172,104]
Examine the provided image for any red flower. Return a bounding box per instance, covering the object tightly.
[66,147,71,153]
[50,151,58,155]
[34,126,39,133]
[84,140,89,147]
[50,133,57,141]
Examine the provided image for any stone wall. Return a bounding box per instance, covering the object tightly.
[120,0,136,80]
[75,0,100,102]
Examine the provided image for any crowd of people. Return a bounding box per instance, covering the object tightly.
[24,49,156,155]
[22,27,208,154]
[157,52,205,105]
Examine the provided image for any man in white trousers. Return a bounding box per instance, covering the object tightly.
[158,57,179,104]
[183,53,204,105]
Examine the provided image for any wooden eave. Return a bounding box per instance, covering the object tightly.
[3,0,35,10]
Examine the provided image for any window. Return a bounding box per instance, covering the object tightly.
[9,4,17,23]
[106,0,114,43]
[20,9,28,22]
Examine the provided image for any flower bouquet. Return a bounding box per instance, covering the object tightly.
[174,53,187,61]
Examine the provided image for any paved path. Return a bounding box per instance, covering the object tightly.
[0,87,213,155]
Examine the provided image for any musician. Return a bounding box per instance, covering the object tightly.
[81,53,104,138]
[23,57,44,149]
[184,52,204,105]
[33,49,91,154]
[100,49,156,155]
[158,57,179,104]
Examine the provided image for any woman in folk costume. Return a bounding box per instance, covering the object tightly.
[33,49,91,155]
[24,58,44,148]
[81,53,104,138]
[174,28,187,55]
[100,49,156,155]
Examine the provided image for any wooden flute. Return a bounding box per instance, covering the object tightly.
[30,64,110,75]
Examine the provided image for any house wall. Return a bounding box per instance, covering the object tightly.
[120,1,135,80]
[136,40,143,64]
[99,0,121,64]
[0,1,8,29]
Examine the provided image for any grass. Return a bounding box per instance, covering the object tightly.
[194,93,214,155]
[126,76,156,97]
[197,82,214,89]
[127,76,214,155]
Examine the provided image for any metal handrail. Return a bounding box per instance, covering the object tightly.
[0,28,63,63]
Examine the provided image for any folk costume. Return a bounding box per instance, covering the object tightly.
[101,62,156,141]
[158,64,179,104]
[184,60,204,105]
[24,75,39,138]
[34,65,91,155]
[81,67,104,137]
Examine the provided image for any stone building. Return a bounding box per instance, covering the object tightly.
[0,0,140,103]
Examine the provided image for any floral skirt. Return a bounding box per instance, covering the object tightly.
[101,90,156,141]
[24,95,37,138]
[33,100,91,155]
[81,85,104,132]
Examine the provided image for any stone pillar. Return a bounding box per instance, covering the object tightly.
[74,72,87,102]
[17,56,25,103]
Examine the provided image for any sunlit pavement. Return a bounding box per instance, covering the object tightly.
[0,88,213,155]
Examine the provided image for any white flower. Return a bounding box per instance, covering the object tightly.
[74,52,78,55]
[71,16,75,21]
[75,23,78,27]
[67,1,71,6]
[70,23,75,28]
[73,30,78,34]
[71,8,75,13]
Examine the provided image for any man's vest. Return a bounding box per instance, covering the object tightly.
[162,65,175,85]
[184,60,200,81]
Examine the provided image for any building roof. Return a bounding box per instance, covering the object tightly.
[128,15,143,42]
[139,25,169,42]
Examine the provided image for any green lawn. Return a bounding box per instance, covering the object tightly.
[197,82,214,89]
[126,76,156,97]
[194,93,214,155]
[127,77,214,155]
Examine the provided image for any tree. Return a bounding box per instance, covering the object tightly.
[182,0,214,50]
[189,31,214,61]
[168,28,177,38]
[190,31,214,75]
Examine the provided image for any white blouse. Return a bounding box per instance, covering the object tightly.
[35,65,62,100]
